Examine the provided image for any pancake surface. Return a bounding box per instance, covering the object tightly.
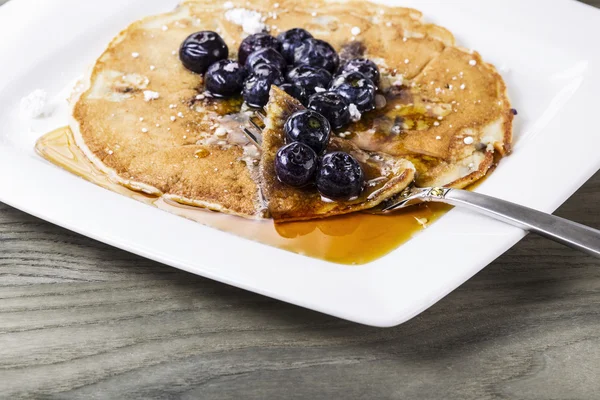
[70,0,513,220]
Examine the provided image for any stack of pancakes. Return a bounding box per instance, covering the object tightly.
[70,0,513,222]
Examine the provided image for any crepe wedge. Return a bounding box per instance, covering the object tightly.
[260,87,415,221]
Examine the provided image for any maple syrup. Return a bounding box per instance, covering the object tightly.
[35,127,450,265]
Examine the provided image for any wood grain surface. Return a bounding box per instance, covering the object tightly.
[1,1,599,399]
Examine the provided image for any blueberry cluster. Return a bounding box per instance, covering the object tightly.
[179,28,375,200]
[275,110,364,200]
[179,29,381,130]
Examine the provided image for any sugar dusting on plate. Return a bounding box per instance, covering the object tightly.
[20,89,52,119]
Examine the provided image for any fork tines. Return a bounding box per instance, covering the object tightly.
[242,111,266,150]
[242,127,262,150]
[255,110,266,121]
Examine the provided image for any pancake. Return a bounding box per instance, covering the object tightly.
[260,87,415,222]
[70,0,513,220]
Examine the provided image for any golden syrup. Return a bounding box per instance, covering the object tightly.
[35,127,450,265]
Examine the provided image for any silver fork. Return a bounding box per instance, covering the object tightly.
[370,186,600,258]
[242,113,600,258]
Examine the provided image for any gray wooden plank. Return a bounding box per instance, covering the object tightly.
[0,1,599,399]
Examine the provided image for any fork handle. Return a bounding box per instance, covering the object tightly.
[428,188,600,258]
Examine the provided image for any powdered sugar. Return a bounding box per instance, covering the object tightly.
[143,90,160,101]
[348,104,362,122]
[215,126,229,137]
[20,89,51,119]
[225,8,266,35]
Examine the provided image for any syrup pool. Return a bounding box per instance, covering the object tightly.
[35,127,450,265]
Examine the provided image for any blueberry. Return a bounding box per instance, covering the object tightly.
[204,60,247,97]
[238,33,280,65]
[243,65,285,108]
[277,28,313,63]
[330,71,376,113]
[180,31,228,74]
[278,82,307,104]
[293,38,339,73]
[275,142,318,187]
[286,65,332,97]
[338,58,380,85]
[245,48,287,74]
[307,92,351,130]
[284,110,331,154]
[251,63,284,79]
[316,152,364,200]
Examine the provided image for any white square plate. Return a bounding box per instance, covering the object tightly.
[0,0,598,327]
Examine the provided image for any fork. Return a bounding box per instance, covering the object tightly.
[242,110,265,149]
[370,186,600,258]
[242,113,600,258]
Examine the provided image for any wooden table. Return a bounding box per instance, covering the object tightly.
[1,1,599,398]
